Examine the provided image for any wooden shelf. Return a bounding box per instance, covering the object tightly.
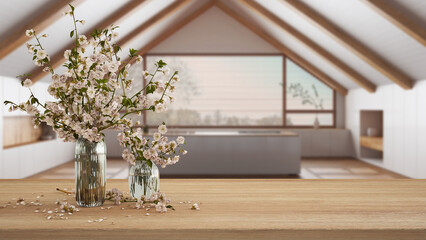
[2,139,55,149]
[360,136,383,151]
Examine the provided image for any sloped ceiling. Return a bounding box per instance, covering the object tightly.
[150,6,279,53]
[0,0,425,91]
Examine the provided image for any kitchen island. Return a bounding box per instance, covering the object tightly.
[0,179,425,239]
[105,130,301,176]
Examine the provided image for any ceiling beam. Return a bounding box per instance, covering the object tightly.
[214,1,348,96]
[117,0,191,48]
[28,0,149,83]
[124,0,215,65]
[282,0,414,90]
[242,0,375,93]
[362,0,426,47]
[0,0,84,60]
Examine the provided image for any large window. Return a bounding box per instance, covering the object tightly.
[145,55,283,127]
[128,55,335,128]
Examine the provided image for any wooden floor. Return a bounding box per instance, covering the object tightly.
[28,158,407,179]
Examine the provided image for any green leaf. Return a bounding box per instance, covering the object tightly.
[69,4,75,11]
[157,60,167,68]
[96,78,108,84]
[70,30,74,38]
[16,73,32,79]
[121,97,132,107]
[166,205,175,210]
[128,48,138,57]
[146,84,156,94]
[91,28,101,39]
[145,160,153,168]
[114,45,121,54]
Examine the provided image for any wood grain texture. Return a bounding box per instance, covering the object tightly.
[362,0,426,47]
[360,136,383,151]
[215,2,348,96]
[282,0,414,90]
[0,0,84,60]
[2,116,42,148]
[242,0,376,93]
[0,179,425,239]
[28,0,148,83]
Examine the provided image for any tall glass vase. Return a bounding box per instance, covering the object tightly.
[129,160,159,199]
[75,137,107,207]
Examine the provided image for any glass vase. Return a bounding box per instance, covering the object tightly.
[129,160,160,199]
[75,137,107,207]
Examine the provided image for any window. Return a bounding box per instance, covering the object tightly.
[145,55,283,127]
[285,59,335,127]
[127,55,335,128]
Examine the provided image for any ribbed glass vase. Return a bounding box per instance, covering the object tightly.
[75,137,107,207]
[129,160,159,199]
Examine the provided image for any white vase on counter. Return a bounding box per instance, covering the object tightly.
[367,127,378,137]
[313,117,320,129]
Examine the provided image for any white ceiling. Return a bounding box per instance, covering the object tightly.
[150,6,279,53]
[0,0,424,91]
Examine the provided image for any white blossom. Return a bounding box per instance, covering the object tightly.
[26,29,35,37]
[64,49,71,60]
[158,124,167,134]
[136,55,143,63]
[155,103,166,113]
[23,79,32,88]
[36,49,47,59]
[153,132,161,141]
[78,35,87,45]
[176,136,185,145]
[86,87,95,98]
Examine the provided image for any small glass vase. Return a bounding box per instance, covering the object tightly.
[75,137,107,207]
[129,160,160,199]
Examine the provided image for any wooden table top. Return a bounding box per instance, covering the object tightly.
[1,179,426,240]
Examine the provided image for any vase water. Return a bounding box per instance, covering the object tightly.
[75,137,107,207]
[129,160,159,199]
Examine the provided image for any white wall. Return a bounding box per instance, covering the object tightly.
[0,76,74,178]
[150,7,279,54]
[346,80,426,178]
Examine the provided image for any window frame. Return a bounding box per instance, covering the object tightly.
[140,53,336,129]
[283,58,337,128]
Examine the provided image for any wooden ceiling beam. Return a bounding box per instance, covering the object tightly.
[28,0,149,83]
[242,0,375,93]
[214,1,348,96]
[117,0,192,48]
[124,0,215,65]
[362,0,426,47]
[282,0,414,90]
[0,0,84,60]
